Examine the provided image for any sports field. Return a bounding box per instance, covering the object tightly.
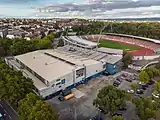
[99,40,141,51]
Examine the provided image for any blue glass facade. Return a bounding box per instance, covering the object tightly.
[106,63,116,75]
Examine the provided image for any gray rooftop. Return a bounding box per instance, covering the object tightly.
[101,55,122,64]
[97,47,123,55]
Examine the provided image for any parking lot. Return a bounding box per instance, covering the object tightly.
[48,71,157,120]
[48,75,116,120]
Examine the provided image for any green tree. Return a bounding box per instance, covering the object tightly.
[93,85,130,114]
[155,61,160,69]
[112,115,124,120]
[28,100,58,120]
[138,71,150,83]
[144,68,154,79]
[122,51,133,68]
[18,93,40,120]
[152,81,160,94]
[133,97,157,120]
[130,83,138,91]
[0,60,34,107]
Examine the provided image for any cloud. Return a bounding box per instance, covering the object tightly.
[0,0,160,18]
[34,0,160,18]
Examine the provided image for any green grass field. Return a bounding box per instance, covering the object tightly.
[99,40,141,51]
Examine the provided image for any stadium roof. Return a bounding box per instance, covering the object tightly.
[106,33,160,44]
[65,36,98,48]
[97,47,123,55]
[101,55,122,64]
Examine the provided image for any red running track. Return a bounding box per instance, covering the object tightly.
[87,37,155,56]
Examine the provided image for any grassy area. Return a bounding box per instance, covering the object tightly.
[99,40,141,51]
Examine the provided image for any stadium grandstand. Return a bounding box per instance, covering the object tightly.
[86,34,160,56]
[62,36,98,49]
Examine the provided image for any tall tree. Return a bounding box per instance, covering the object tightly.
[28,100,58,120]
[122,51,133,68]
[112,116,124,120]
[18,93,40,120]
[133,97,158,120]
[137,71,150,83]
[93,85,130,114]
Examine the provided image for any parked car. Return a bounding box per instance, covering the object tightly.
[113,81,121,87]
[0,112,5,120]
[116,77,123,82]
[111,112,123,116]
[127,89,134,94]
[58,96,64,101]
[147,80,155,85]
[138,82,145,85]
[121,73,128,78]
[152,92,160,99]
[126,78,132,82]
[141,85,147,90]
[90,116,103,120]
[98,107,107,114]
[118,107,127,111]
[136,89,144,94]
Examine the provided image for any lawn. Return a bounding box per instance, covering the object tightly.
[99,40,141,51]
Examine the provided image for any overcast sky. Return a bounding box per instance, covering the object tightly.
[0,0,160,18]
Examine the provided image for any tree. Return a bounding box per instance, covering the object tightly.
[93,85,130,114]
[57,38,64,47]
[112,115,124,120]
[144,68,154,79]
[0,60,34,107]
[28,100,58,120]
[138,71,150,83]
[155,61,160,69]
[152,81,160,94]
[18,93,40,120]
[122,51,133,68]
[0,47,5,57]
[132,97,157,120]
[130,83,138,91]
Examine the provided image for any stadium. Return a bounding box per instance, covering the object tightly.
[85,33,160,56]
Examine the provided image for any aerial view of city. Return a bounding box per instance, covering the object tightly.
[0,0,160,120]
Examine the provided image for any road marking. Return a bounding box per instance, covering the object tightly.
[0,104,3,108]
[4,109,7,113]
[9,115,12,119]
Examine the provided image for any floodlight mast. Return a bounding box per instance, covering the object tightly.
[97,25,106,49]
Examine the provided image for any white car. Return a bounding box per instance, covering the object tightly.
[0,113,4,120]
[152,93,160,98]
[127,89,134,94]
[138,81,145,85]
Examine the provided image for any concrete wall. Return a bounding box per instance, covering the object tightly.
[86,62,104,78]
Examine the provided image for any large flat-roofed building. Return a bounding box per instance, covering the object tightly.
[5,45,122,98]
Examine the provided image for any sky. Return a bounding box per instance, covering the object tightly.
[0,0,160,18]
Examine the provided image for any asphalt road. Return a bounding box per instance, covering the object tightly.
[0,100,18,120]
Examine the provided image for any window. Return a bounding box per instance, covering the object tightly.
[52,84,55,87]
[56,82,61,86]
[56,79,60,82]
[61,79,65,84]
[76,68,84,78]
[103,64,106,69]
